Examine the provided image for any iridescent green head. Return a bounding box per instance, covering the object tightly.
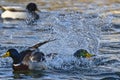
[2,49,21,64]
[74,49,95,58]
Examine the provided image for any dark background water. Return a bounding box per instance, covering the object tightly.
[0,0,120,80]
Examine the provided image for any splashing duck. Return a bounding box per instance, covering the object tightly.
[0,3,39,24]
[1,39,56,71]
[74,49,95,58]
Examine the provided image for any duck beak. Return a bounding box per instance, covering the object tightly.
[86,53,95,58]
[1,52,10,58]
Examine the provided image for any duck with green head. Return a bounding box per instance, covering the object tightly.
[1,39,56,71]
[73,49,95,58]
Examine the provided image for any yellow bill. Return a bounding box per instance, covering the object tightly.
[86,53,95,58]
[1,52,10,58]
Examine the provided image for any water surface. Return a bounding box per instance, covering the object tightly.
[0,0,120,80]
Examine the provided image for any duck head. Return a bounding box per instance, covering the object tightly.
[26,3,39,12]
[74,49,95,58]
[2,49,21,64]
[25,3,40,25]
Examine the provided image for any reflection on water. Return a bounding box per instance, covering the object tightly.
[0,0,120,80]
[13,70,45,79]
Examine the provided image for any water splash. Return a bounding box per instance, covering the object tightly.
[38,11,103,55]
[0,11,112,70]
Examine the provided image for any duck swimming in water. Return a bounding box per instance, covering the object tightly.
[0,3,39,25]
[74,49,95,58]
[1,39,56,71]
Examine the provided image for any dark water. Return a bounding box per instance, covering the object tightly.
[0,0,120,80]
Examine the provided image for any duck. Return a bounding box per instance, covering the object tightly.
[0,3,39,25]
[1,39,56,71]
[73,49,95,58]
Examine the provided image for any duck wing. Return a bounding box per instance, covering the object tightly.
[20,39,56,65]
[30,52,45,62]
[28,39,56,51]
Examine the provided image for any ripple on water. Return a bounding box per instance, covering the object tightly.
[0,0,120,79]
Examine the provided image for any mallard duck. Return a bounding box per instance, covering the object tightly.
[1,39,56,71]
[73,49,95,58]
[0,3,39,24]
